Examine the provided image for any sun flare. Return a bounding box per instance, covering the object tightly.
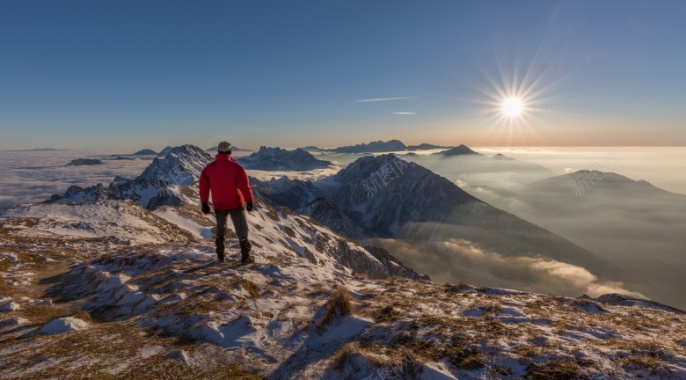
[502,97,524,117]
[470,56,556,145]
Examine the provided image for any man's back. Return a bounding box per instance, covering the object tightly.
[200,154,253,211]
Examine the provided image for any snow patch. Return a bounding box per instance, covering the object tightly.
[0,302,20,312]
[39,317,88,335]
[0,317,30,328]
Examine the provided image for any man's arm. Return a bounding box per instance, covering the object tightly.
[199,167,211,204]
[237,166,254,203]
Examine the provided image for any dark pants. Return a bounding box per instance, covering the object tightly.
[214,207,249,255]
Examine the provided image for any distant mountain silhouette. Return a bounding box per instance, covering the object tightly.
[329,140,407,153]
[407,143,453,151]
[299,146,324,152]
[435,144,481,156]
[238,146,332,171]
[133,149,157,156]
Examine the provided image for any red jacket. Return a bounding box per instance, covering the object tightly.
[199,154,254,210]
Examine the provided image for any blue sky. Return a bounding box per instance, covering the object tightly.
[1,0,685,151]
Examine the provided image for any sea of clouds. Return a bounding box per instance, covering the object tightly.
[0,150,151,210]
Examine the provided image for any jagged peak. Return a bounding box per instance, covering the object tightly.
[137,144,211,185]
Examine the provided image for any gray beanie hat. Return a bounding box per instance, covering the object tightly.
[218,141,232,153]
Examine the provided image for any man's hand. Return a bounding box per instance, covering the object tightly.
[201,203,211,215]
[246,201,254,212]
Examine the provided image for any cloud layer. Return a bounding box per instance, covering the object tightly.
[0,151,150,209]
[374,237,645,299]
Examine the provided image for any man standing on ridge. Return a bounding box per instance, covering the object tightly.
[200,141,255,264]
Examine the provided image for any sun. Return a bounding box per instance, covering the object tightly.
[502,97,524,117]
[468,54,558,145]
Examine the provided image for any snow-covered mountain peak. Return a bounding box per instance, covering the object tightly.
[136,144,211,187]
[329,154,478,233]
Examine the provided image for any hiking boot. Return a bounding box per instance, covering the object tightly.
[216,237,225,252]
[241,254,255,265]
[216,237,226,263]
[239,238,251,254]
[239,238,253,264]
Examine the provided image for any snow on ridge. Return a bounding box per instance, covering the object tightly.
[0,200,195,244]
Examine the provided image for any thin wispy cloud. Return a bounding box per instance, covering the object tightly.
[232,127,266,131]
[393,112,416,115]
[355,96,413,103]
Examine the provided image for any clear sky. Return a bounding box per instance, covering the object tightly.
[1,0,685,151]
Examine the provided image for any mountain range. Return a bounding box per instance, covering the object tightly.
[238,146,333,171]
[1,143,684,378]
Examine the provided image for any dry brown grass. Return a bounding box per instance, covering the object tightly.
[618,355,673,376]
[372,305,397,323]
[75,310,92,322]
[514,345,537,359]
[331,342,363,370]
[0,257,12,272]
[265,208,280,222]
[391,329,484,371]
[118,360,264,380]
[525,358,585,380]
[0,280,13,296]
[282,226,296,239]
[319,287,354,327]
[447,341,485,370]
[237,279,261,299]
[331,342,424,378]
[20,304,74,325]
